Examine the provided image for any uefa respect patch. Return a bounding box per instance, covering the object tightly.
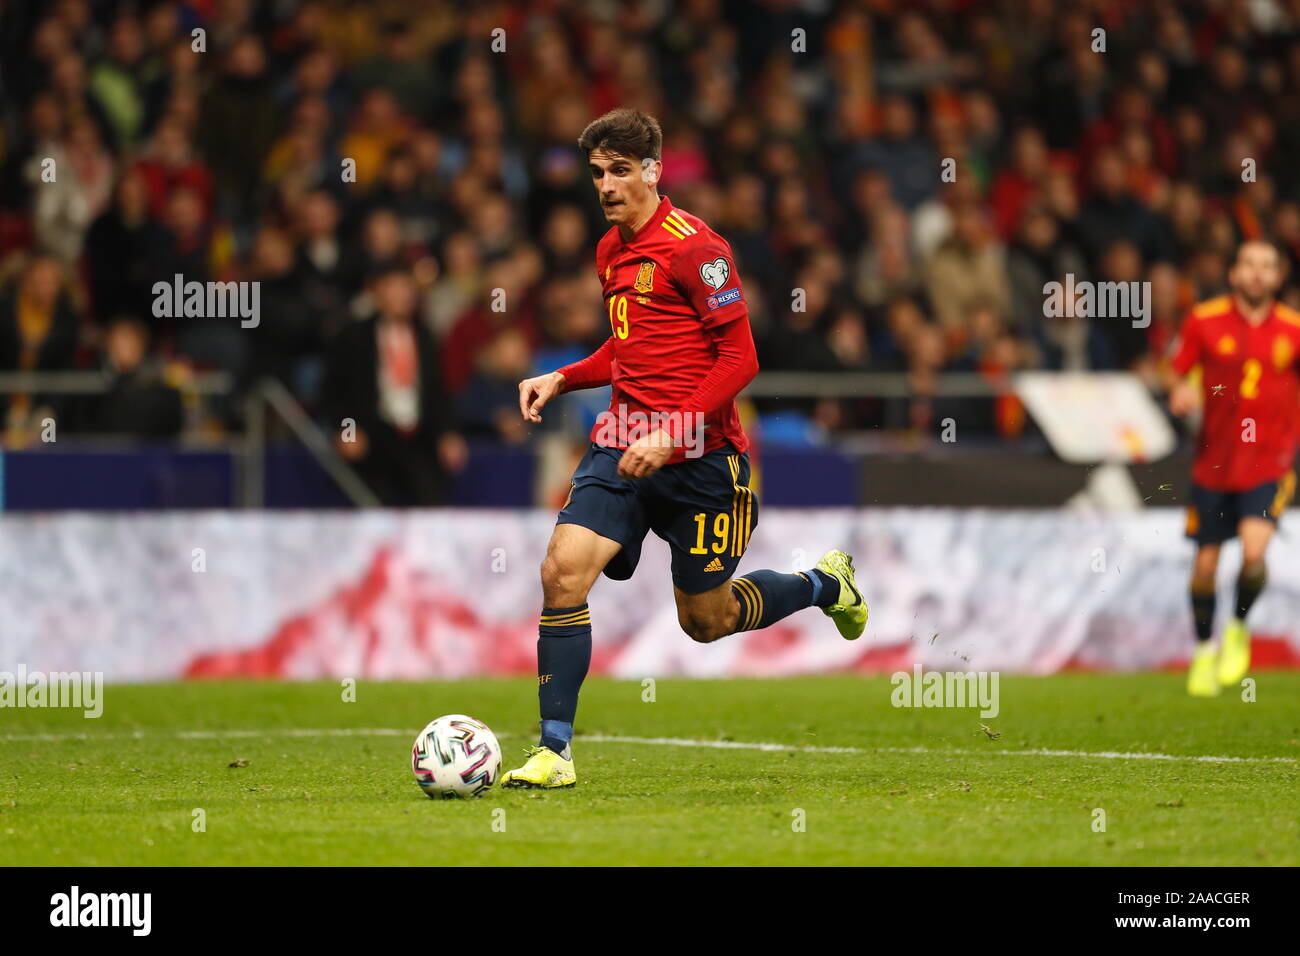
[706,287,743,310]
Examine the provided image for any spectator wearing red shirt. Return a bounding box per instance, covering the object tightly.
[132,118,213,222]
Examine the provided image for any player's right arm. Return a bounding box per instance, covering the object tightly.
[518,336,615,423]
[1165,312,1202,417]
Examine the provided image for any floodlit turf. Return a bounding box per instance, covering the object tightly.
[1,675,1297,866]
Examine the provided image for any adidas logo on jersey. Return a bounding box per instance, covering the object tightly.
[703,558,725,572]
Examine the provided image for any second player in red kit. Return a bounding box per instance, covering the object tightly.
[1170,292,1300,492]
[1168,240,1300,696]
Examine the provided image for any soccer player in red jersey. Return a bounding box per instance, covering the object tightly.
[1167,240,1300,696]
[501,109,868,788]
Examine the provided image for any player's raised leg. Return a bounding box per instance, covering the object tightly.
[1187,542,1221,697]
[500,523,621,789]
[729,550,866,640]
[660,448,866,642]
[674,551,866,643]
[1219,516,1274,686]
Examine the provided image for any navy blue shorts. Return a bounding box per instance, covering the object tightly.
[556,442,757,594]
[1185,471,1295,544]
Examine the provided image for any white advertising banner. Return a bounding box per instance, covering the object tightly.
[1,509,1298,680]
[1015,372,1178,463]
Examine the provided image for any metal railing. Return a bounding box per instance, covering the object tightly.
[742,371,1001,399]
[240,378,380,508]
[0,369,1008,401]
[0,370,380,508]
[0,370,232,394]
[0,368,1027,508]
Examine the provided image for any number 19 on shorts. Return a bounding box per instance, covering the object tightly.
[689,512,731,554]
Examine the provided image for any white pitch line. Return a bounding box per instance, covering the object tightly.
[0,727,1294,764]
[578,734,1299,764]
[0,728,412,742]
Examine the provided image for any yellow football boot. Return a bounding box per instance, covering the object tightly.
[499,746,576,789]
[1187,643,1220,697]
[815,549,868,640]
[1217,618,1251,687]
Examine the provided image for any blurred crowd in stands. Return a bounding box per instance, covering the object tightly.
[4,0,1300,494]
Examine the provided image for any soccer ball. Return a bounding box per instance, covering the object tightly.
[411,714,502,798]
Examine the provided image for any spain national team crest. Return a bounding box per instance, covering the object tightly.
[634,261,655,293]
[1273,335,1294,369]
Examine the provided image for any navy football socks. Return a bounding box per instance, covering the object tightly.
[1235,562,1266,619]
[1190,586,1215,642]
[537,604,591,754]
[731,568,837,632]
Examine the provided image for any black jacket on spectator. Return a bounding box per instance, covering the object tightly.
[295,245,350,342]
[197,73,278,224]
[246,269,320,401]
[77,369,184,439]
[322,316,456,506]
[1077,196,1177,269]
[83,208,168,322]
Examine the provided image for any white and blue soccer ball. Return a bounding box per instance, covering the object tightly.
[411,714,502,798]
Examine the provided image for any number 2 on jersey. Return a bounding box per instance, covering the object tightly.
[1240,358,1262,399]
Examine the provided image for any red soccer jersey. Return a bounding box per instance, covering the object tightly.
[1169,295,1300,490]
[563,195,754,465]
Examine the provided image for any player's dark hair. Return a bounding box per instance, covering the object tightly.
[577,108,662,162]
[1237,237,1287,272]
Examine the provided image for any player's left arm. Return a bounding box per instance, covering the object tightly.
[664,314,759,435]
[618,243,759,479]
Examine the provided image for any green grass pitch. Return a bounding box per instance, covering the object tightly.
[1,675,1297,866]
